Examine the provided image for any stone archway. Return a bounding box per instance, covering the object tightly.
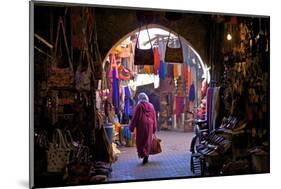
[102,24,210,83]
[94,7,211,65]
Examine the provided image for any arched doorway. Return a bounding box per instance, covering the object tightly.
[104,24,210,85]
[100,24,210,124]
[96,25,210,180]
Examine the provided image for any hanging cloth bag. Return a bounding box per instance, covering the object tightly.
[47,129,71,172]
[134,25,154,65]
[75,49,92,92]
[165,31,184,64]
[48,17,74,89]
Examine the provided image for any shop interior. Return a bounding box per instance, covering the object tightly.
[32,3,269,188]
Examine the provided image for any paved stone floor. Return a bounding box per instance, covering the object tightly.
[109,130,195,181]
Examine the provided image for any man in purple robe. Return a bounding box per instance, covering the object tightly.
[129,92,157,164]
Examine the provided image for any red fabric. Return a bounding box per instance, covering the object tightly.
[154,48,160,75]
[176,96,184,120]
[109,54,118,79]
[129,101,157,158]
[187,65,192,95]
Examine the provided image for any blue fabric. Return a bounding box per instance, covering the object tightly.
[123,126,132,140]
[189,83,195,101]
[159,60,166,80]
[124,86,131,116]
[164,63,168,76]
[112,68,120,114]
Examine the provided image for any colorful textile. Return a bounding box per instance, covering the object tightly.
[112,68,120,114]
[144,65,153,74]
[129,101,157,158]
[173,64,179,79]
[189,83,195,102]
[178,64,182,77]
[176,96,184,120]
[154,47,160,75]
[167,64,174,78]
[187,65,192,95]
[159,60,166,80]
[164,63,168,76]
[158,40,166,61]
[123,126,133,140]
[109,54,118,79]
[118,64,131,80]
[124,86,131,117]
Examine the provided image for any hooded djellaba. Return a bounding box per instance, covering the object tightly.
[129,92,157,164]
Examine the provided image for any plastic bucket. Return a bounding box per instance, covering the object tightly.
[103,123,113,144]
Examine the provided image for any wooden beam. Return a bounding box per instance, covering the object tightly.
[34,33,53,49]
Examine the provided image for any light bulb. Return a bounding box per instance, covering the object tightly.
[227,33,232,41]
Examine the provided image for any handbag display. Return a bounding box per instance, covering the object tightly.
[75,50,92,92]
[47,129,71,173]
[165,31,184,64]
[134,25,154,65]
[67,145,91,177]
[150,135,162,155]
[118,64,132,80]
[48,17,74,89]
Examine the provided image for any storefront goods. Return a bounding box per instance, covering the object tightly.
[134,26,154,65]
[118,64,132,80]
[75,50,92,92]
[189,83,195,102]
[112,68,120,114]
[47,129,71,173]
[154,47,160,74]
[124,86,131,117]
[165,32,183,63]
[159,60,166,80]
[48,17,74,89]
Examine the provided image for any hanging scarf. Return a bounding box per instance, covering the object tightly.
[124,86,131,117]
[112,68,120,114]
[167,64,174,78]
[144,65,152,74]
[154,47,160,75]
[173,64,179,79]
[164,62,168,76]
[187,65,192,95]
[189,83,195,102]
[159,60,166,80]
[109,54,118,79]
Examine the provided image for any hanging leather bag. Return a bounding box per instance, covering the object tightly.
[75,49,92,92]
[47,129,71,173]
[165,31,184,64]
[134,25,154,65]
[48,17,74,89]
